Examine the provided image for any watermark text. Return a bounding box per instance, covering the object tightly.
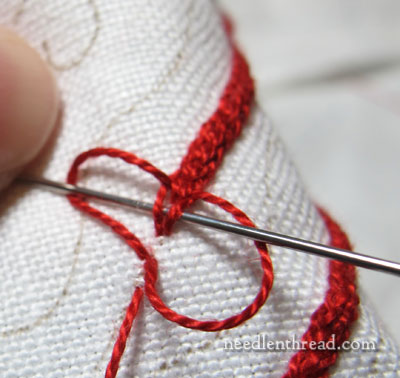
[222,334,376,352]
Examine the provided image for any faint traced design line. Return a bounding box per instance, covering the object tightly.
[95,0,193,144]
[1,216,85,338]
[43,0,100,71]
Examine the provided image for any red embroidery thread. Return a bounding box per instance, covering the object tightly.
[67,148,274,377]
[65,18,359,378]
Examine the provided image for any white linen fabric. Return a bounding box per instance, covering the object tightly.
[219,0,400,347]
[0,1,398,377]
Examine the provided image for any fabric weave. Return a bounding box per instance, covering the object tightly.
[0,1,398,376]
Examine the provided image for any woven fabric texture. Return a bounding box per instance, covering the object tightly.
[0,1,398,377]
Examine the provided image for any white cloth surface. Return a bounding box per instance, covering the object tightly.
[0,0,398,377]
[219,0,400,347]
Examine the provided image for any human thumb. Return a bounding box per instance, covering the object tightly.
[0,27,59,190]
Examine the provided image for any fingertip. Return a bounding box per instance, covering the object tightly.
[0,27,59,181]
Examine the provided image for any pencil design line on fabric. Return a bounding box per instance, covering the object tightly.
[16,176,400,278]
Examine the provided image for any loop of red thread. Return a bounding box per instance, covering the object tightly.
[145,191,273,331]
[67,147,171,189]
[66,148,274,376]
[66,149,274,324]
[283,208,360,378]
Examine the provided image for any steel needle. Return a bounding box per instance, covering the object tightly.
[16,176,400,277]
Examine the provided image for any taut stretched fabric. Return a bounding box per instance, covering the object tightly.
[0,1,398,376]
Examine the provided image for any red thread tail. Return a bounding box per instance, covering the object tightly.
[105,287,144,378]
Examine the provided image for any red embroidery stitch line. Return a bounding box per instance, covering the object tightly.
[153,42,254,236]
[283,208,359,378]
[65,17,359,378]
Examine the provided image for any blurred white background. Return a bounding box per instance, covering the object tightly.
[219,0,400,346]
